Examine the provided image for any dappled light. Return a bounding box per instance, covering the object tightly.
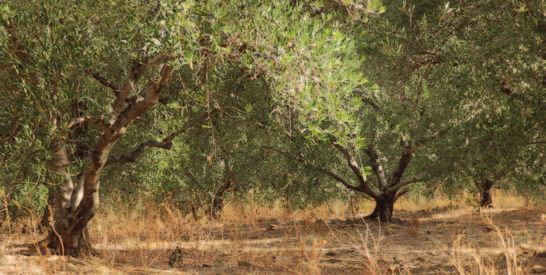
[2,193,545,274]
[0,0,544,273]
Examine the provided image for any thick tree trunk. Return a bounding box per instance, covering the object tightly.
[45,166,103,256]
[365,193,396,222]
[40,138,93,256]
[479,178,494,208]
[46,222,97,257]
[43,173,96,256]
[42,57,173,257]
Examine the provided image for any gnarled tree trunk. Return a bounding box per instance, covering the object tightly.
[308,137,436,223]
[43,56,174,257]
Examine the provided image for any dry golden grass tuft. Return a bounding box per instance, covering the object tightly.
[1,190,545,274]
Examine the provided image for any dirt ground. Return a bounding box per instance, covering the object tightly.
[1,207,545,274]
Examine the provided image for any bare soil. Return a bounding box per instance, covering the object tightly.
[1,207,545,274]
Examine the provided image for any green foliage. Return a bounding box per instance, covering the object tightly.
[93,0,377,211]
[0,0,543,223]
[0,181,48,220]
[355,0,545,196]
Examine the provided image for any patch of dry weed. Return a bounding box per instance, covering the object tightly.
[2,191,545,274]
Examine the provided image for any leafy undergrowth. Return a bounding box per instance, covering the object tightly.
[1,192,545,274]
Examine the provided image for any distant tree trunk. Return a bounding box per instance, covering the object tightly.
[190,203,199,221]
[313,139,433,223]
[206,171,234,220]
[459,161,498,208]
[479,178,494,208]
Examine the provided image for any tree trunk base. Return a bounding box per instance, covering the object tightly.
[206,197,225,220]
[480,178,494,208]
[364,194,395,222]
[46,226,99,257]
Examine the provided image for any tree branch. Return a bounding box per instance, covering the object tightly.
[384,131,445,193]
[0,119,21,144]
[361,97,381,113]
[183,169,199,185]
[110,54,173,122]
[262,145,374,196]
[386,145,414,192]
[5,24,33,64]
[398,176,424,186]
[106,112,210,166]
[364,144,387,190]
[111,64,174,133]
[69,116,112,136]
[85,70,119,93]
[394,186,409,202]
[500,79,545,108]
[333,143,380,199]
[70,58,174,236]
[414,130,448,146]
[309,166,365,193]
[529,140,546,145]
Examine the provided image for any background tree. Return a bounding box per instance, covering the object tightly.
[265,0,545,221]
[260,0,447,222]
[354,0,545,210]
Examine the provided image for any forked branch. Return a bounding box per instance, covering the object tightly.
[414,130,448,146]
[106,112,210,166]
[85,70,119,93]
[110,54,174,121]
[309,166,366,193]
[398,176,424,187]
[386,145,414,190]
[385,131,445,193]
[333,143,380,198]
[388,175,425,193]
[111,65,174,132]
[262,145,374,197]
[69,116,112,136]
[364,144,387,189]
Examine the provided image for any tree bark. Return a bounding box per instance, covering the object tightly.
[46,222,97,257]
[365,192,396,222]
[39,187,55,233]
[479,178,494,208]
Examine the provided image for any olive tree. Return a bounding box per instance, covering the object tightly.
[271,0,545,221]
[0,0,375,256]
[353,0,544,214]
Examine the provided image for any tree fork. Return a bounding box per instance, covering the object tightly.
[44,59,174,257]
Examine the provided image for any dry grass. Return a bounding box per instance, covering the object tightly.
[1,190,545,274]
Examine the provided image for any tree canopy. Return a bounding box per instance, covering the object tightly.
[0,0,544,256]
